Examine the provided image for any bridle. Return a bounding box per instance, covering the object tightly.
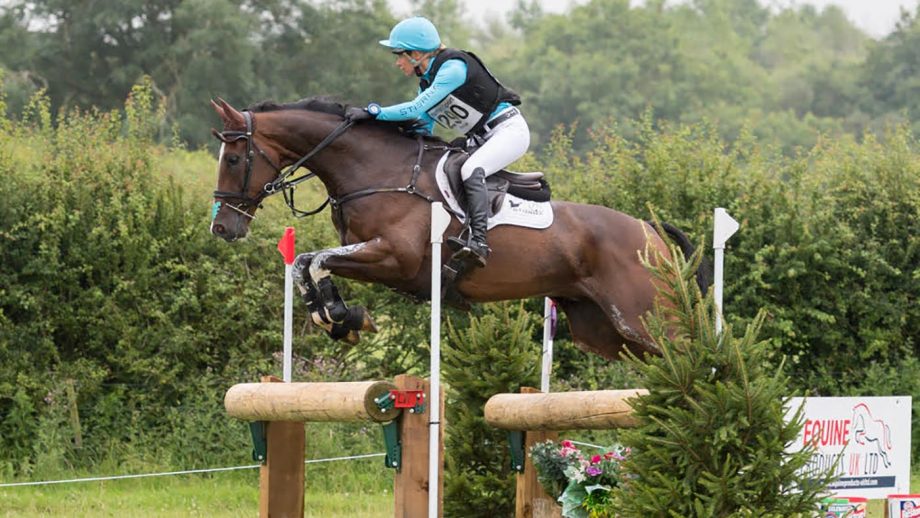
[212,109,458,230]
[212,110,355,218]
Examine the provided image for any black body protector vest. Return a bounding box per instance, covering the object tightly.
[419,48,521,136]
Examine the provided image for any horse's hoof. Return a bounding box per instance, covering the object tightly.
[361,311,378,333]
[325,304,348,324]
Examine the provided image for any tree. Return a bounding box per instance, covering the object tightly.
[859,5,920,133]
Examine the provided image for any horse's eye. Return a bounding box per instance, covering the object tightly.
[226,154,240,166]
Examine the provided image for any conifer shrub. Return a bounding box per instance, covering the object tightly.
[442,302,541,518]
[609,236,833,517]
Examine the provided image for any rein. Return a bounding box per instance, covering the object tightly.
[327,135,458,244]
[214,110,460,222]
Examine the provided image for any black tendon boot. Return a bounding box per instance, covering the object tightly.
[455,167,491,267]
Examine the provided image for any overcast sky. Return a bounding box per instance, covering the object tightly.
[388,0,919,38]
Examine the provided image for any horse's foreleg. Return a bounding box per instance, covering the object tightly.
[293,253,320,309]
[309,236,407,319]
[308,242,371,323]
[292,251,376,343]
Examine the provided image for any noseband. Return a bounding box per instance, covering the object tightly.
[213,110,355,218]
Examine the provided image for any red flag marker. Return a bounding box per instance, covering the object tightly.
[277,227,295,265]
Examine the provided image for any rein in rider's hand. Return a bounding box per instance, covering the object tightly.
[345,106,375,122]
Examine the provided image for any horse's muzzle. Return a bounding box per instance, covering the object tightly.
[210,221,249,242]
[211,223,235,242]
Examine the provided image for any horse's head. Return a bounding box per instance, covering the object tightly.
[209,98,282,241]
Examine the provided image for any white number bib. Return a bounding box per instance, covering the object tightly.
[427,95,484,134]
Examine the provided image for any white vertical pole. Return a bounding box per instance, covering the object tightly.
[540,298,554,393]
[283,262,293,382]
[713,250,725,335]
[428,202,451,518]
[277,227,296,383]
[712,208,739,335]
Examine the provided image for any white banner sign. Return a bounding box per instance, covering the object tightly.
[786,396,912,499]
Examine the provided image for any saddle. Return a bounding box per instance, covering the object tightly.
[438,150,554,308]
[442,152,551,217]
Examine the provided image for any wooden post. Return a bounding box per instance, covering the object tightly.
[65,379,83,449]
[485,388,647,517]
[258,376,305,518]
[393,374,443,518]
[515,387,561,518]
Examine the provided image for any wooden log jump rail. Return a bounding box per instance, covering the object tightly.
[225,380,400,423]
[484,389,648,431]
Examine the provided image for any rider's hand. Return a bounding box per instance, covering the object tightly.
[345,106,374,122]
[345,103,381,122]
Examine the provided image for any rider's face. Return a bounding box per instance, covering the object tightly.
[394,51,421,76]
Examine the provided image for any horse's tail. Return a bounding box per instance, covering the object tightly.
[648,220,713,293]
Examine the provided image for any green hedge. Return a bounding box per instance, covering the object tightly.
[0,81,432,477]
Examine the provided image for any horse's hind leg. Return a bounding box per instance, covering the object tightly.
[556,296,659,361]
[555,298,631,360]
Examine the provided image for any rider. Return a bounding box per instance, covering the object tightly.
[346,16,530,268]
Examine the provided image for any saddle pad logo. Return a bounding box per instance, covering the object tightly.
[493,196,552,229]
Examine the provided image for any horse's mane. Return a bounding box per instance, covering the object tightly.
[247,96,446,144]
[248,96,346,116]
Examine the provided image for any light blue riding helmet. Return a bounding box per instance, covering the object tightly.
[379,17,441,52]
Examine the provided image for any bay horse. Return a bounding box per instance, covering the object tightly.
[209,97,709,360]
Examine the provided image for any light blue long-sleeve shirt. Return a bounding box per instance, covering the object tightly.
[377,58,512,135]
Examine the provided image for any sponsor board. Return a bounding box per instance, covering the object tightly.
[785,396,912,499]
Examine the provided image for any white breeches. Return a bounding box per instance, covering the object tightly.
[460,112,531,181]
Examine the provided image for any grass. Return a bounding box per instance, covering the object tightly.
[3,466,917,516]
[0,461,394,517]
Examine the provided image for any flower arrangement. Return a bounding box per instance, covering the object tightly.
[529,440,628,518]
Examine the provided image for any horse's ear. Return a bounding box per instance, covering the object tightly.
[216,97,246,130]
[210,99,226,120]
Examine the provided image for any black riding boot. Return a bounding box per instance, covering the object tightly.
[456,167,491,267]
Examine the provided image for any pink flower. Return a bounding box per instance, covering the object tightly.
[586,465,603,476]
[561,440,574,448]
[591,455,602,464]
[606,449,626,461]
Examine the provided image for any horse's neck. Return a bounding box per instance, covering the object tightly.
[259,113,347,196]
[267,113,413,199]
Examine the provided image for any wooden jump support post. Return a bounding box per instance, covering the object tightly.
[484,388,648,518]
[225,374,443,518]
